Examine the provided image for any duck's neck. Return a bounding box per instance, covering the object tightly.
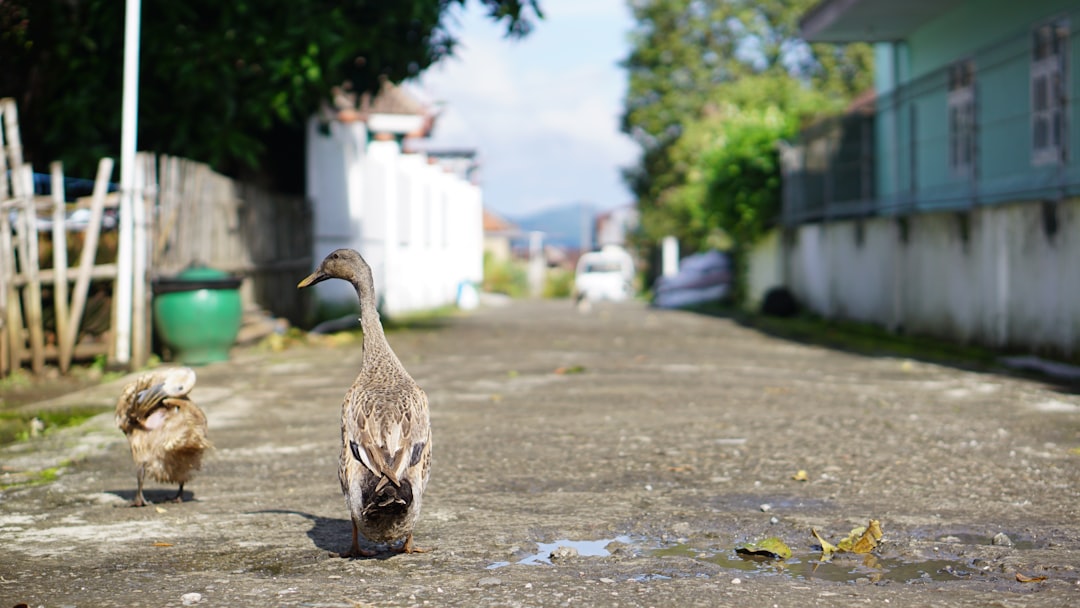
[352,275,401,371]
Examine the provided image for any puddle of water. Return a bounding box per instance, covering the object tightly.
[488,536,1007,584]
[488,536,631,569]
[655,543,981,584]
[932,532,1038,551]
[630,573,673,582]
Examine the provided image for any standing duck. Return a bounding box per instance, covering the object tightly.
[115,367,211,507]
[298,248,431,557]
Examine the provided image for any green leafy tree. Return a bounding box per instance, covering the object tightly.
[621,0,872,284]
[0,0,541,186]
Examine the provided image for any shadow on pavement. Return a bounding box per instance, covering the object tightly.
[252,509,404,560]
[106,488,197,505]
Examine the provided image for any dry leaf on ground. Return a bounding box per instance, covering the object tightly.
[735,537,792,560]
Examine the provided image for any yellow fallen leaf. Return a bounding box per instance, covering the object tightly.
[811,528,838,561]
[814,520,883,559]
[152,542,173,547]
[836,519,883,554]
[1016,572,1047,583]
[1068,447,1080,456]
[735,537,792,560]
[154,506,167,514]
[850,528,878,554]
[791,470,808,481]
[867,519,883,541]
[836,526,865,552]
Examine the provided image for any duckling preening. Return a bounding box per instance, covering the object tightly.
[298,248,432,557]
[115,367,211,507]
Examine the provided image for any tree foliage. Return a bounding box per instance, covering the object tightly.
[0,0,541,185]
[621,0,873,279]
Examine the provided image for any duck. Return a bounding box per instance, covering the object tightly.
[298,248,431,557]
[115,367,211,507]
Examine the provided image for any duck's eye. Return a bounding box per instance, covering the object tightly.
[331,253,339,260]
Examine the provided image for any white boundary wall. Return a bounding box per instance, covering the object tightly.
[781,198,1080,355]
[306,118,483,316]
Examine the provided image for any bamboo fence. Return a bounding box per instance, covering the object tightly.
[153,155,312,325]
[0,99,312,378]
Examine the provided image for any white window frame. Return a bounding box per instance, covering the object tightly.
[1031,18,1069,166]
[948,60,976,178]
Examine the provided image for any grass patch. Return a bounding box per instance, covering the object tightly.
[0,406,110,447]
[746,314,999,367]
[382,305,460,332]
[687,303,1003,369]
[0,461,71,490]
[483,255,528,298]
[543,267,575,299]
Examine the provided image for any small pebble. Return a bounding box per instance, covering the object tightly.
[992,532,1014,547]
[477,577,502,587]
[759,504,771,512]
[769,516,779,525]
[181,593,202,606]
[599,578,615,584]
[731,578,742,585]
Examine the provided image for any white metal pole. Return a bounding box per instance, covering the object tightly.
[114,0,142,366]
[662,235,679,277]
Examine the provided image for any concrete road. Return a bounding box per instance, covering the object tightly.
[2,299,1079,607]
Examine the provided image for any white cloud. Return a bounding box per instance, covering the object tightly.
[416,0,638,216]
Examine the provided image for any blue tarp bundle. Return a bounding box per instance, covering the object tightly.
[31,172,118,202]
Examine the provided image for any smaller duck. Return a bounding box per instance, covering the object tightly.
[115,367,211,507]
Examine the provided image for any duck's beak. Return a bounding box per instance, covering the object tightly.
[135,382,168,409]
[297,269,327,289]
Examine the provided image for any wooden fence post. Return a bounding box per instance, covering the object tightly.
[13,165,45,373]
[66,158,114,361]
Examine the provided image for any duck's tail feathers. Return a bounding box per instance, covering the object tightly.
[363,477,413,520]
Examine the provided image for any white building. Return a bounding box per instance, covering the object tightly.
[305,82,483,317]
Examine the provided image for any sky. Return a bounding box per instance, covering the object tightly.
[415,0,639,218]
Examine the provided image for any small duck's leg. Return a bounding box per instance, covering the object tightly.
[169,482,185,503]
[337,520,377,558]
[130,464,149,507]
[397,533,430,554]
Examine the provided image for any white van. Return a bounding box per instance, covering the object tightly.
[574,245,635,303]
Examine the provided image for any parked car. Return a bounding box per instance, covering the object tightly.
[652,250,731,309]
[574,245,635,303]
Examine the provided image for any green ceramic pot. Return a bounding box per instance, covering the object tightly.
[153,267,242,365]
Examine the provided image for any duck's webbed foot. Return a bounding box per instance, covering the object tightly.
[396,533,430,554]
[333,521,378,558]
[129,468,150,507]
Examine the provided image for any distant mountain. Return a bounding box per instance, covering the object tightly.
[509,202,596,250]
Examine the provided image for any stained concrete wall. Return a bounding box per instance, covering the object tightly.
[784,198,1080,356]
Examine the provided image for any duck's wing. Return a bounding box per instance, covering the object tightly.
[343,382,430,491]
